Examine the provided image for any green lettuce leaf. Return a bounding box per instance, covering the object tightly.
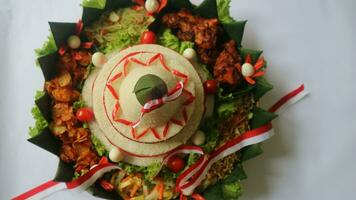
[91,134,107,156]
[200,118,219,153]
[28,91,48,138]
[81,0,106,9]
[158,29,180,52]
[221,181,243,199]
[72,100,87,110]
[35,34,57,66]
[158,28,195,54]
[144,162,162,181]
[217,101,238,119]
[216,0,235,23]
[119,162,162,182]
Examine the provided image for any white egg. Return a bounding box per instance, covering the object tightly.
[241,63,255,77]
[67,35,81,49]
[109,148,125,163]
[182,48,197,61]
[191,130,205,146]
[92,52,107,67]
[109,11,120,22]
[145,0,159,13]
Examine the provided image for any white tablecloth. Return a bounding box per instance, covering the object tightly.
[1,0,355,199]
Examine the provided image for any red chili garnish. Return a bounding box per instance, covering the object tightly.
[58,46,67,56]
[73,51,82,60]
[75,165,86,172]
[179,193,188,200]
[99,179,114,191]
[191,193,206,200]
[81,42,93,49]
[157,0,168,12]
[98,156,109,165]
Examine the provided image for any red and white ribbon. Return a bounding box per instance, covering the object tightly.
[177,124,274,195]
[174,84,308,195]
[131,81,185,128]
[12,163,120,200]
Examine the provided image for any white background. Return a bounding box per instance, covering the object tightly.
[1,0,355,199]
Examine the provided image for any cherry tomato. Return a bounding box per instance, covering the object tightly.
[167,155,185,173]
[76,107,94,122]
[203,80,218,94]
[140,30,156,44]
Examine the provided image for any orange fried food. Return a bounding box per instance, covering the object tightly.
[60,144,77,163]
[51,87,80,102]
[46,47,99,169]
[52,103,75,123]
[213,40,243,85]
[76,50,92,66]
[193,18,220,49]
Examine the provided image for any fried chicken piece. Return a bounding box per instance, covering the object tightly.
[193,18,220,49]
[76,51,92,66]
[213,40,243,85]
[58,52,78,72]
[162,10,196,41]
[162,10,221,53]
[60,144,77,163]
[196,47,220,65]
[52,103,75,123]
[51,87,80,102]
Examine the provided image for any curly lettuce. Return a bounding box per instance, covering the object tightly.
[119,162,162,182]
[35,34,57,58]
[216,0,235,23]
[72,100,87,110]
[28,91,48,137]
[158,28,194,54]
[91,134,107,156]
[34,34,57,66]
[81,0,106,9]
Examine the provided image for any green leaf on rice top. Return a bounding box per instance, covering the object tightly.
[134,74,168,106]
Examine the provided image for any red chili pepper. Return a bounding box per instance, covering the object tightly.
[73,51,82,60]
[179,193,188,200]
[191,193,206,200]
[75,165,85,173]
[81,42,93,49]
[58,46,67,56]
[98,156,109,165]
[157,0,168,12]
[99,179,114,191]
